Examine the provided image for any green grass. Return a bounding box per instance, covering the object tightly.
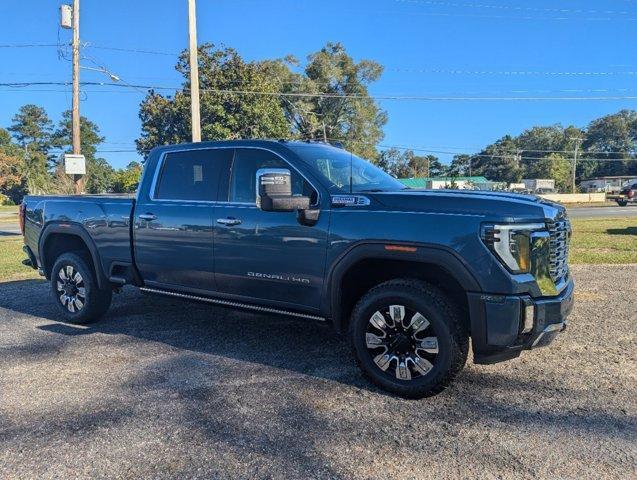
[0,237,40,282]
[0,216,633,284]
[0,215,18,224]
[570,218,637,264]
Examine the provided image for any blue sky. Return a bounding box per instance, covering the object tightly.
[1,0,636,168]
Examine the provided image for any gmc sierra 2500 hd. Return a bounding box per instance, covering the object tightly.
[20,140,574,398]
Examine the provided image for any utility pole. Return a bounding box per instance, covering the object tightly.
[71,0,83,193]
[188,0,201,142]
[571,137,583,194]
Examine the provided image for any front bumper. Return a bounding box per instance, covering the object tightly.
[468,277,574,364]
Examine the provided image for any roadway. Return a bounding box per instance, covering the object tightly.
[566,205,637,218]
[0,205,635,237]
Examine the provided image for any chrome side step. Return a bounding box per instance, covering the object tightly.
[139,287,326,322]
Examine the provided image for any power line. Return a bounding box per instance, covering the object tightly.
[375,144,637,161]
[385,68,637,76]
[388,0,637,20]
[394,0,633,16]
[3,81,637,102]
[0,43,61,48]
[86,43,180,56]
[7,42,637,78]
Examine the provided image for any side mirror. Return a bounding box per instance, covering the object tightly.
[256,168,310,212]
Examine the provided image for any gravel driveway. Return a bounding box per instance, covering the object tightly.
[1,265,635,479]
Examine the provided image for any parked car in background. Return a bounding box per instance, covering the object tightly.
[19,140,574,398]
[607,182,637,206]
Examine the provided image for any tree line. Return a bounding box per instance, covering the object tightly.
[1,42,636,202]
[0,105,141,204]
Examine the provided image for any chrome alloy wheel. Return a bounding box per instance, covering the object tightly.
[365,305,439,381]
[56,265,86,313]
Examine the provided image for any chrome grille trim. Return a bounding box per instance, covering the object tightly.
[547,212,571,284]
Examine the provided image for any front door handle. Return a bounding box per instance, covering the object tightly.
[139,213,157,221]
[216,218,242,226]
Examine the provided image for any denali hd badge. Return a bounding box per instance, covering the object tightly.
[247,272,310,284]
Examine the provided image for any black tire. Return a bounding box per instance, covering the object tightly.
[50,252,112,324]
[349,279,468,399]
[617,200,628,207]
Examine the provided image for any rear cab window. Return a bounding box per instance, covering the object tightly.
[154,149,233,201]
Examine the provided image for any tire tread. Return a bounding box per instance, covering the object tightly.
[349,278,468,398]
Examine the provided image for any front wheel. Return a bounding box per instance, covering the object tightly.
[350,279,468,398]
[617,200,628,207]
[51,252,112,324]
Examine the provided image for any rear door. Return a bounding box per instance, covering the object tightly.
[134,148,233,292]
[213,147,329,311]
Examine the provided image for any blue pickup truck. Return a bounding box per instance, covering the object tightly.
[20,140,574,398]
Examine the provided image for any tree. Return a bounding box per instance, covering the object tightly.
[376,148,410,177]
[8,104,52,153]
[583,110,637,178]
[136,44,290,156]
[407,153,440,178]
[448,154,473,177]
[525,153,571,192]
[136,42,388,161]
[0,151,25,203]
[472,135,523,183]
[8,105,53,194]
[282,42,387,159]
[52,110,114,193]
[112,162,142,193]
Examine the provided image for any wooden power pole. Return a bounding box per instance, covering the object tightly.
[188,0,201,142]
[571,137,583,194]
[71,0,83,194]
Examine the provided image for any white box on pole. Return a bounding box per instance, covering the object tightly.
[60,5,73,29]
[64,154,86,175]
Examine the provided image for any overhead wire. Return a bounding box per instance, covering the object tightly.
[2,81,637,102]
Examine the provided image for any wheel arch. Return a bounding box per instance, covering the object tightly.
[39,222,108,289]
[325,242,482,334]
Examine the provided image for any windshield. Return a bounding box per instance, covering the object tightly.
[289,144,406,193]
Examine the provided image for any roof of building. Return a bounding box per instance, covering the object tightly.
[398,176,489,188]
[581,176,637,181]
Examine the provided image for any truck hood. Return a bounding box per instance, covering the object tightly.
[368,189,564,222]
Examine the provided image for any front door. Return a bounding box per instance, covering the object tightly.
[134,148,233,292]
[214,147,329,311]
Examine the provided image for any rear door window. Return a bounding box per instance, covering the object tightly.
[154,149,233,201]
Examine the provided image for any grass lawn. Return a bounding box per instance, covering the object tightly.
[0,217,633,283]
[0,236,40,282]
[570,218,637,264]
[0,215,18,224]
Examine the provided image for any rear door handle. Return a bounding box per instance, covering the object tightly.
[216,218,242,226]
[139,213,157,221]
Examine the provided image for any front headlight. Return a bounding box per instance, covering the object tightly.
[481,223,546,274]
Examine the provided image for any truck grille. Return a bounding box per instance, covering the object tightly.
[547,213,571,284]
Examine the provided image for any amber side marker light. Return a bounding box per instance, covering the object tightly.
[384,245,417,253]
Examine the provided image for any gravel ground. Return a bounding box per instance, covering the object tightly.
[1,265,635,479]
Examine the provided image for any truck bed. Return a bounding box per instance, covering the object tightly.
[22,194,136,285]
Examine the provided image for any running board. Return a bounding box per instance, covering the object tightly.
[139,287,326,322]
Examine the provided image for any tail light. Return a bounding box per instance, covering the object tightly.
[19,203,26,235]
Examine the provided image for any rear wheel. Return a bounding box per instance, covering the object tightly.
[617,200,628,207]
[51,252,112,324]
[350,279,468,398]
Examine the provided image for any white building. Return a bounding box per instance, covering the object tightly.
[580,176,637,193]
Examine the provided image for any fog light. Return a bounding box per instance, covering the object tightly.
[522,304,535,333]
